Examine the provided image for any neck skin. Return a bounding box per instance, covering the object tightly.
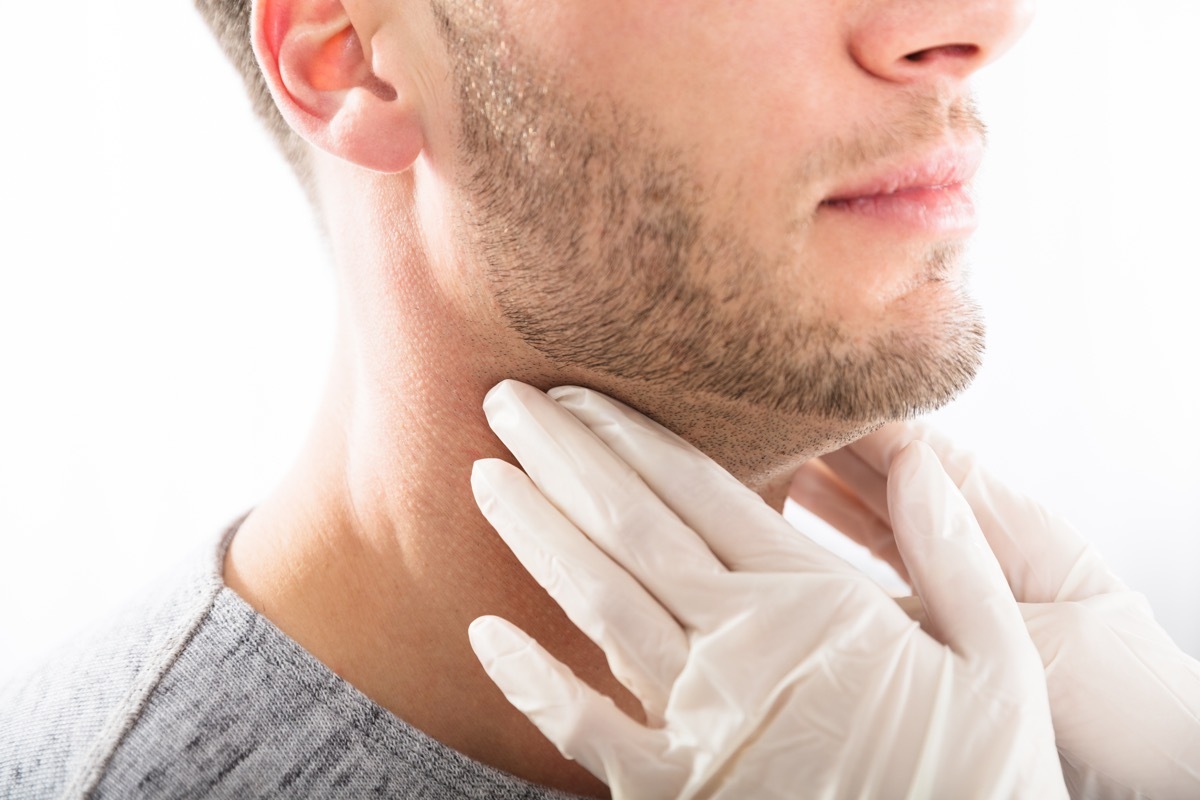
[223,162,800,798]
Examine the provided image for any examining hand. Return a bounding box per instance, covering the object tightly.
[792,423,1200,799]
[469,381,1066,799]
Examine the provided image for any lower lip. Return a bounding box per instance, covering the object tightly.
[820,184,977,235]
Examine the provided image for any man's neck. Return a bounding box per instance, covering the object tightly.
[223,314,640,796]
[219,237,822,794]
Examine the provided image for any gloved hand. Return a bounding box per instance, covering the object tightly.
[469,380,1067,799]
[791,422,1200,799]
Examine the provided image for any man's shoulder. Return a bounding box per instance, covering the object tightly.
[0,529,228,799]
[0,522,583,800]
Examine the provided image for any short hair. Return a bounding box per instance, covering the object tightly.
[193,0,314,193]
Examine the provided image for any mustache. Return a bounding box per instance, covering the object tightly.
[795,94,988,189]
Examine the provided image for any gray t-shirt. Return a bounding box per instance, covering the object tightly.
[0,519,584,799]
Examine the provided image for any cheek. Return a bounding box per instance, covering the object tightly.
[506,2,848,150]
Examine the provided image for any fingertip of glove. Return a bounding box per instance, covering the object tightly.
[548,385,630,432]
[470,457,505,494]
[484,378,527,402]
[483,379,544,428]
[468,615,529,662]
[546,385,588,405]
[889,440,937,485]
[887,441,959,543]
[471,460,532,525]
[548,385,657,439]
[847,420,918,466]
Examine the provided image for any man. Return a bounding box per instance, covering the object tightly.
[222,0,1028,791]
[1,0,1194,797]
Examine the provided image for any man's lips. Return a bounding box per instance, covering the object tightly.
[819,142,984,235]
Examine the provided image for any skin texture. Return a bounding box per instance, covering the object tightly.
[224,0,1033,795]
[446,4,986,417]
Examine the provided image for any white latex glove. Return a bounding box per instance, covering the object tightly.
[468,380,1067,800]
[792,422,1200,799]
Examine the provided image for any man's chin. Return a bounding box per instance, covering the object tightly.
[582,347,978,491]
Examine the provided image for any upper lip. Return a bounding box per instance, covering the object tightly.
[821,140,985,203]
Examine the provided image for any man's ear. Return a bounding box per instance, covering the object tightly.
[252,0,423,173]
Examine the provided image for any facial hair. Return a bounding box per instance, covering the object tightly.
[432,0,986,427]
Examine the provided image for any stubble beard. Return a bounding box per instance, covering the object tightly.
[433,1,985,435]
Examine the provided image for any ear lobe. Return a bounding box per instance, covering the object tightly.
[252,0,423,173]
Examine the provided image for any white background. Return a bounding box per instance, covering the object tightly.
[1,1,1197,685]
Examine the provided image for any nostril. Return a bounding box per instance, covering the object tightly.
[905,44,980,63]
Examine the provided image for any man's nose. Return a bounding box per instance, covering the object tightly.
[847,0,1035,85]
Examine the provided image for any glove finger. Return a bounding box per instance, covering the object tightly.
[851,423,1122,602]
[888,442,1038,673]
[788,460,910,583]
[813,447,891,525]
[468,615,679,793]
[548,384,861,578]
[483,380,729,627]
[1020,599,1200,799]
[846,421,942,476]
[472,458,687,721]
